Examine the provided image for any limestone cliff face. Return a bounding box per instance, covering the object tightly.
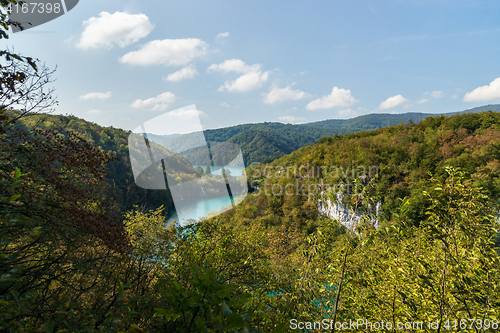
[318,191,381,231]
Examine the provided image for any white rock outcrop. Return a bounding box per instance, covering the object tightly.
[318,191,381,231]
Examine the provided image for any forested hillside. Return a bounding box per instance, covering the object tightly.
[148,122,336,164]
[3,106,500,331]
[264,111,500,225]
[308,112,434,131]
[149,104,500,165]
[205,111,500,330]
[13,111,200,213]
[308,103,500,131]
[212,111,500,234]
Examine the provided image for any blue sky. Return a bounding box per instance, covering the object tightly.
[3,0,500,133]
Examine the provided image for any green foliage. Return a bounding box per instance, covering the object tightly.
[10,111,196,213]
[194,166,204,177]
[0,117,137,331]
[1,35,499,332]
[310,104,500,131]
[2,115,500,332]
[271,110,500,226]
[154,265,257,332]
[124,206,174,261]
[318,167,500,330]
[228,130,296,164]
[148,122,337,165]
[144,105,500,165]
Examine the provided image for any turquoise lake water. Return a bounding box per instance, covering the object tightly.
[167,165,246,226]
[167,195,234,226]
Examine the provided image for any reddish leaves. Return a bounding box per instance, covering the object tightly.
[1,115,129,252]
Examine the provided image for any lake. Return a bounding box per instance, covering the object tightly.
[167,165,246,226]
[166,195,234,226]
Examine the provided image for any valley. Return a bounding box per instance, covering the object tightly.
[3,105,500,331]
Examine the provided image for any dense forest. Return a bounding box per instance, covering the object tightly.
[308,104,500,131]
[2,4,500,332]
[11,111,208,213]
[148,104,500,165]
[147,122,336,165]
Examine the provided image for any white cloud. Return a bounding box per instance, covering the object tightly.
[130,92,176,111]
[306,87,359,110]
[208,59,261,74]
[76,12,154,49]
[216,32,229,40]
[218,72,269,92]
[278,115,306,124]
[378,94,409,110]
[262,85,310,104]
[87,109,102,115]
[430,90,443,98]
[338,108,357,117]
[220,102,231,108]
[120,38,209,66]
[451,94,458,99]
[163,65,198,82]
[79,91,112,100]
[167,109,207,119]
[463,78,500,102]
[209,59,269,92]
[420,90,442,101]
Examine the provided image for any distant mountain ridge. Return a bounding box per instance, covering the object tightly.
[148,104,500,164]
[307,104,500,130]
[147,122,336,164]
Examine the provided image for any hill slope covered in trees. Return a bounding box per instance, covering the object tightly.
[222,111,500,232]
[12,112,196,213]
[3,104,500,331]
[149,104,500,164]
[306,104,500,130]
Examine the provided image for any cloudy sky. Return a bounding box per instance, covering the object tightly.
[3,0,500,133]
